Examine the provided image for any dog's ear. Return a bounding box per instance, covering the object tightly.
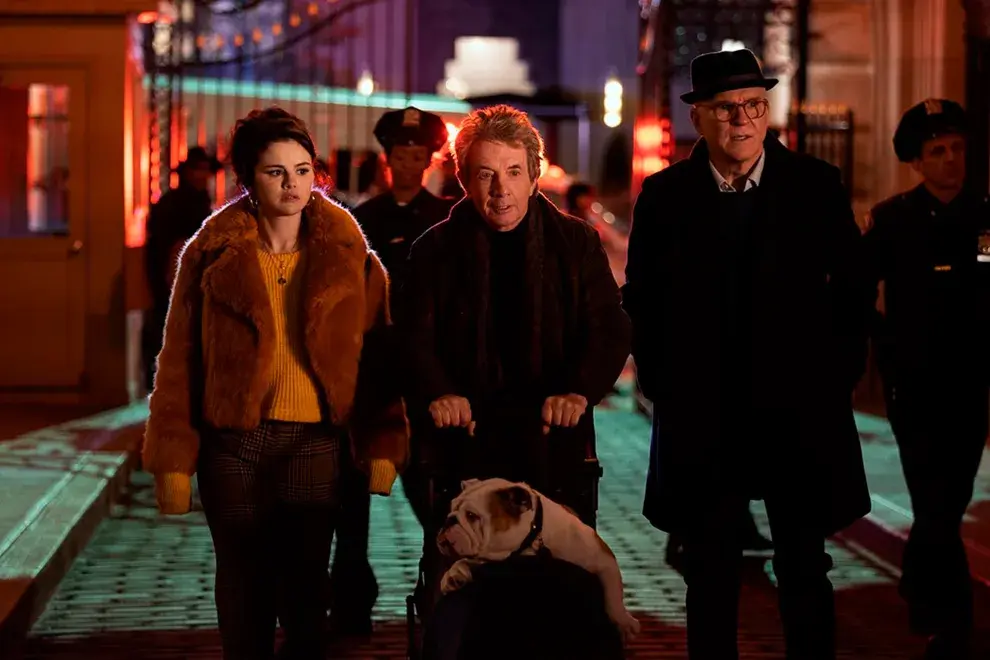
[460,478,480,491]
[495,486,533,518]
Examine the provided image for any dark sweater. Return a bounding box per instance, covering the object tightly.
[716,185,764,399]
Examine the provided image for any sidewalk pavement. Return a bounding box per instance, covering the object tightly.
[2,395,990,658]
[0,402,147,659]
[844,410,990,588]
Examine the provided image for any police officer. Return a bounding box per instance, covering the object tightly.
[864,98,990,659]
[327,106,454,636]
[355,106,456,304]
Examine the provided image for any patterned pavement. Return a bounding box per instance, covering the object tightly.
[22,397,984,659]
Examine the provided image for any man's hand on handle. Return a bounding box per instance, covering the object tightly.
[429,395,477,436]
[542,394,588,435]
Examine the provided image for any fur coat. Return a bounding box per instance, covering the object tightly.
[142,192,409,478]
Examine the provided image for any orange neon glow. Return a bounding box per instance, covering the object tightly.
[26,87,41,232]
[215,135,227,207]
[632,116,674,197]
[136,11,158,24]
[124,60,136,245]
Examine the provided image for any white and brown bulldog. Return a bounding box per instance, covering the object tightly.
[436,477,641,643]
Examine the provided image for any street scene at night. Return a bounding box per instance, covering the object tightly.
[3,0,990,659]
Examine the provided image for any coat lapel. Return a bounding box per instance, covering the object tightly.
[524,195,547,378]
[302,195,369,422]
[199,199,275,359]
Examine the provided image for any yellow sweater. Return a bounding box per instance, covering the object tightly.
[257,247,324,422]
[253,246,396,496]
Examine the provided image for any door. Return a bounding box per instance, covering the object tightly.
[0,67,87,389]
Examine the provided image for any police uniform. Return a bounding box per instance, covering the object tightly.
[355,107,456,305]
[328,107,454,634]
[865,98,990,649]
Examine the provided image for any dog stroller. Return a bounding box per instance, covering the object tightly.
[404,427,605,660]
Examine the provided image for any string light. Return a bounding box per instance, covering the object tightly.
[168,1,345,56]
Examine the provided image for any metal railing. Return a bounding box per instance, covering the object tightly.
[788,104,855,196]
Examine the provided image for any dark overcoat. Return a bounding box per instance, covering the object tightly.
[397,193,631,497]
[622,136,872,537]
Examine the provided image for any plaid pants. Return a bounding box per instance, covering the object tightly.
[198,421,342,660]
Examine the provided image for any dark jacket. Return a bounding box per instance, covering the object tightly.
[354,189,454,307]
[145,184,214,310]
[397,193,631,491]
[865,185,990,386]
[623,136,872,536]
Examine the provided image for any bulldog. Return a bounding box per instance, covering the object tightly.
[436,477,641,643]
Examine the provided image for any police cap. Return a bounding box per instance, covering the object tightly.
[892,98,967,162]
[373,106,448,154]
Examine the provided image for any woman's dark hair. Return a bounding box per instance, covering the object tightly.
[228,106,318,188]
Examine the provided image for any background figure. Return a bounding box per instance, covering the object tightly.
[142,107,407,660]
[329,106,454,637]
[623,50,871,660]
[397,104,631,630]
[142,146,219,393]
[565,182,629,286]
[863,99,989,660]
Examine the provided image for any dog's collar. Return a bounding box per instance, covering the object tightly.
[509,495,544,558]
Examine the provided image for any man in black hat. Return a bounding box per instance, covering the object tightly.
[327,106,455,636]
[862,98,989,659]
[142,146,220,393]
[623,49,871,658]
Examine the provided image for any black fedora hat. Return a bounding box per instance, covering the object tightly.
[681,49,778,104]
[178,146,222,173]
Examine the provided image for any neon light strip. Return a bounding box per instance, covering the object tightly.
[142,75,472,114]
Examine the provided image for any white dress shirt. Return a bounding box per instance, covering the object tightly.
[709,150,766,193]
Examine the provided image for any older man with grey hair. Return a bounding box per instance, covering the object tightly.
[396,104,631,628]
[623,49,872,659]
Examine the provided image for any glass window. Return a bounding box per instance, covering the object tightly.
[0,82,70,236]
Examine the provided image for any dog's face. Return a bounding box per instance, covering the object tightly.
[436,478,538,561]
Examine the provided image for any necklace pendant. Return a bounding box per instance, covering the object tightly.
[278,276,287,285]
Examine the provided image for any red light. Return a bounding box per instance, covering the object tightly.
[137,11,159,24]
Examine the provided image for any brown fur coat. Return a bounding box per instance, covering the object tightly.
[143,193,409,477]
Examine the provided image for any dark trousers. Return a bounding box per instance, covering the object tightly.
[682,490,836,660]
[329,456,431,620]
[198,421,341,660]
[885,380,987,636]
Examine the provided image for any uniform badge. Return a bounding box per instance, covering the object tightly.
[402,108,421,127]
[923,98,943,116]
[934,265,952,272]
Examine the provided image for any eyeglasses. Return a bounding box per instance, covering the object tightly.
[701,98,769,123]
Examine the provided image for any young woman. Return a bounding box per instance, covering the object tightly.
[143,107,408,660]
